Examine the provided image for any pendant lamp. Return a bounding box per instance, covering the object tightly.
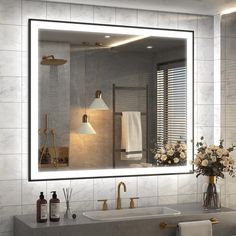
[77,51,96,134]
[77,114,96,134]
[89,90,109,110]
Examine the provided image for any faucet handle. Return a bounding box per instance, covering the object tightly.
[97,199,108,211]
[129,197,139,209]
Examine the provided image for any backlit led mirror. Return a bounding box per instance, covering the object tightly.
[29,19,193,180]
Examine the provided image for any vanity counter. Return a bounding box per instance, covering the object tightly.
[14,203,236,236]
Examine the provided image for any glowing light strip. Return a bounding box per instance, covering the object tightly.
[109,36,148,48]
[30,20,194,180]
[221,7,236,15]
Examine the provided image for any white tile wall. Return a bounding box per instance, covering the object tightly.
[0,1,228,235]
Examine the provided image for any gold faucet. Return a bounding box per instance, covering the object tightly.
[116,181,127,209]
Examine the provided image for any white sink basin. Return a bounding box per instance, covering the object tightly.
[83,206,181,221]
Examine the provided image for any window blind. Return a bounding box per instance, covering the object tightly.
[156,60,187,147]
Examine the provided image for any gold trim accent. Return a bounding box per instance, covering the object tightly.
[116,182,127,209]
[129,197,139,209]
[82,114,88,123]
[97,199,108,211]
[209,176,216,184]
[95,90,102,98]
[159,217,219,229]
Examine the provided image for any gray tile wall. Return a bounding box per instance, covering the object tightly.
[220,12,236,210]
[0,1,230,235]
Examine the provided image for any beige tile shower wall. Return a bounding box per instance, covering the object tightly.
[0,0,215,235]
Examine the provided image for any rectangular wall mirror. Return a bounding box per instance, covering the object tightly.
[29,19,194,181]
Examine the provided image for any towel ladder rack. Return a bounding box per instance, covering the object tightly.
[159,217,219,229]
[112,83,149,168]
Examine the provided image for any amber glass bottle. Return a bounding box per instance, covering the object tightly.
[36,192,47,223]
[49,191,60,222]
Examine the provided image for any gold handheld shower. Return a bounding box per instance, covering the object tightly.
[41,55,67,65]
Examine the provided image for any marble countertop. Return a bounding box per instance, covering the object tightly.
[14,203,236,229]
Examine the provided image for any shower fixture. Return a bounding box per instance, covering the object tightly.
[41,55,67,65]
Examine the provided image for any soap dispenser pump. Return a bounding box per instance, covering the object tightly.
[49,191,60,222]
[36,192,47,223]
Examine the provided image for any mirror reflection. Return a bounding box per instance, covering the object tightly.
[38,28,188,170]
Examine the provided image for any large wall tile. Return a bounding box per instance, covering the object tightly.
[94,6,115,24]
[21,129,28,154]
[0,129,21,154]
[22,26,28,52]
[116,8,137,26]
[197,126,214,144]
[197,60,214,83]
[0,155,21,180]
[0,77,21,103]
[0,180,21,206]
[198,16,214,38]
[46,2,70,21]
[0,0,21,25]
[0,51,21,77]
[178,194,197,203]
[0,25,21,51]
[226,105,236,126]
[226,37,236,60]
[225,11,236,37]
[22,103,28,129]
[137,10,157,27]
[197,104,214,126]
[71,200,94,212]
[225,127,236,146]
[71,179,94,201]
[225,60,236,81]
[0,206,21,233]
[225,80,236,105]
[138,197,157,207]
[22,0,46,26]
[94,178,115,200]
[137,176,157,197]
[178,14,198,33]
[21,154,28,180]
[178,174,197,195]
[22,180,46,205]
[22,204,36,215]
[198,38,214,60]
[197,82,214,105]
[158,195,177,205]
[158,12,178,29]
[158,175,177,196]
[0,103,21,128]
[71,4,93,23]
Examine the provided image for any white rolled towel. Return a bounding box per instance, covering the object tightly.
[177,220,212,236]
[121,111,142,160]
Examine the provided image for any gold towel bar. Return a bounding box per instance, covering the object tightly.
[160,217,219,229]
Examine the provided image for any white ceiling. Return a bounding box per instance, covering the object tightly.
[51,0,236,16]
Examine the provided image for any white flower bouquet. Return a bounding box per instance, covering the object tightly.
[152,140,187,166]
[193,137,235,178]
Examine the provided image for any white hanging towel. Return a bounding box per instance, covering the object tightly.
[121,111,142,160]
[177,220,212,236]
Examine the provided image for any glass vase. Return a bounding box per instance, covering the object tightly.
[64,200,73,219]
[202,176,221,210]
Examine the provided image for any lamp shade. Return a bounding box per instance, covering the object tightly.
[89,90,109,110]
[77,114,96,134]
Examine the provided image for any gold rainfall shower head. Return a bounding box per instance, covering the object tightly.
[41,55,67,65]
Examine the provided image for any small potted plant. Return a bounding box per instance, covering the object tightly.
[193,137,235,210]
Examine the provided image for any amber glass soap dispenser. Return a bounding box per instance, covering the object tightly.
[49,191,60,222]
[36,192,47,223]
